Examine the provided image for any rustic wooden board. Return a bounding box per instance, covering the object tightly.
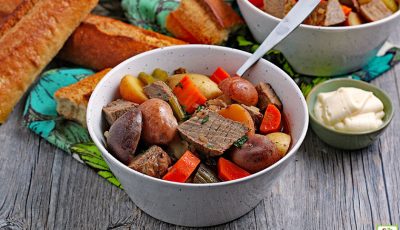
[1,37,400,230]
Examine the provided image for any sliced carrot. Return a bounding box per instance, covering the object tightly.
[341,5,352,16]
[217,158,251,181]
[218,104,256,135]
[163,151,201,183]
[210,67,230,84]
[173,75,207,113]
[260,104,281,134]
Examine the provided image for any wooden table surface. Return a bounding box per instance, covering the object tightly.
[1,32,399,229]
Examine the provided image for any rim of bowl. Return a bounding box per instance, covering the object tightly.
[306,78,394,136]
[240,0,400,31]
[87,44,309,188]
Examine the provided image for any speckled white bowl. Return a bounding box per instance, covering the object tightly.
[87,45,308,227]
[237,0,400,76]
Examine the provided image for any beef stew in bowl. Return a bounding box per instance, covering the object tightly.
[251,0,398,26]
[103,66,291,183]
[86,45,308,226]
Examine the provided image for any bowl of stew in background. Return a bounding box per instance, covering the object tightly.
[87,45,308,227]
[237,0,400,76]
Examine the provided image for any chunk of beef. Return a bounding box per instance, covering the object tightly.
[178,110,248,157]
[284,0,297,15]
[205,98,228,112]
[304,0,346,26]
[143,81,175,102]
[174,67,187,75]
[263,0,286,18]
[360,0,392,22]
[241,104,263,128]
[128,145,172,178]
[102,99,138,126]
[304,1,328,26]
[256,82,282,111]
[324,0,346,26]
[216,94,232,105]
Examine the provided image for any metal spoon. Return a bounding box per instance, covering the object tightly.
[236,0,321,77]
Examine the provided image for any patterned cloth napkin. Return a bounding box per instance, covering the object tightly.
[23,0,400,188]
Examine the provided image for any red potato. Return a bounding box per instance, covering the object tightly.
[218,77,258,106]
[139,98,178,145]
[107,108,142,165]
[230,134,281,173]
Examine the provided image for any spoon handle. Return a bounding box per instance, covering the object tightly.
[236,0,321,77]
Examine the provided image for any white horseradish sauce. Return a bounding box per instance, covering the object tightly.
[314,87,385,132]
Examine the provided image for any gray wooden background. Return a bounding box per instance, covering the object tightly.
[1,31,399,230]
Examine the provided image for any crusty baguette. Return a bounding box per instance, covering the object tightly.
[54,68,111,127]
[166,12,199,44]
[58,14,187,70]
[0,0,98,124]
[200,0,243,29]
[0,0,23,20]
[166,0,242,44]
[0,0,39,37]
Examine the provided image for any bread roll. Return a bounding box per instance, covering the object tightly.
[0,0,98,123]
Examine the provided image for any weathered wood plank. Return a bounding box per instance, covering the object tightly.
[375,32,400,226]
[0,100,51,229]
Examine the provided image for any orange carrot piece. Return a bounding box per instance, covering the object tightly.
[217,158,251,181]
[341,5,352,16]
[163,151,201,183]
[173,75,207,113]
[210,67,230,84]
[260,104,281,134]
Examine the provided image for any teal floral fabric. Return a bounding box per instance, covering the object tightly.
[121,0,180,34]
[23,0,400,188]
[23,69,122,188]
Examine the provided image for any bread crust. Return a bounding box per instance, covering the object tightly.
[200,0,243,28]
[54,68,111,127]
[0,0,39,37]
[58,14,187,70]
[0,0,98,123]
[0,0,23,21]
[166,12,200,44]
[166,0,242,44]
[166,0,228,44]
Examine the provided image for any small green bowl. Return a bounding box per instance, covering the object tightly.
[306,78,394,150]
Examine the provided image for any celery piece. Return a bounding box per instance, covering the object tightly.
[193,164,220,183]
[152,68,169,81]
[138,72,155,85]
[169,96,186,122]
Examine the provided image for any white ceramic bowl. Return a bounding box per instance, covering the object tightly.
[87,45,308,227]
[237,0,400,76]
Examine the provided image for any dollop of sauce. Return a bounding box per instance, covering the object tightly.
[314,87,385,132]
